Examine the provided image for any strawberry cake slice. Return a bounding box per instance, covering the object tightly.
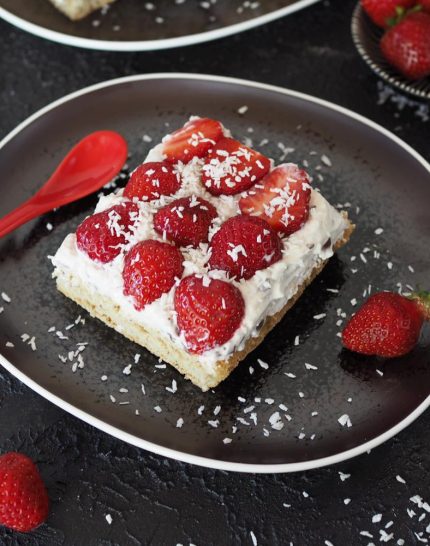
[52,117,354,391]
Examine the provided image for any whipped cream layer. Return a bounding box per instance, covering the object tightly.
[53,127,349,369]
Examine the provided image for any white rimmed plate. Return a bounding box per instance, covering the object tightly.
[0,73,429,472]
[0,0,320,51]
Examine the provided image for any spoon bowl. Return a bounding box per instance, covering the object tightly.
[0,130,128,237]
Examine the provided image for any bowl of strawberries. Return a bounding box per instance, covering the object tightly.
[352,0,430,99]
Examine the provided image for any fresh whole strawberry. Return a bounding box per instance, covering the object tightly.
[123,161,181,202]
[174,274,245,353]
[0,452,49,533]
[123,240,184,310]
[209,215,282,280]
[162,118,224,164]
[342,291,430,357]
[201,138,271,196]
[361,0,415,28]
[153,195,217,248]
[239,163,312,236]
[76,202,139,263]
[381,11,430,80]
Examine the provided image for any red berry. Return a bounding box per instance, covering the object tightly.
[162,118,224,164]
[239,163,312,236]
[76,202,139,263]
[361,0,415,28]
[342,291,430,357]
[201,137,271,196]
[174,274,245,354]
[153,196,217,248]
[123,161,181,201]
[209,215,282,280]
[0,452,49,533]
[381,12,430,80]
[123,240,184,310]
[420,0,430,13]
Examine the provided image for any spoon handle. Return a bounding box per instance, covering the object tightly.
[0,199,45,238]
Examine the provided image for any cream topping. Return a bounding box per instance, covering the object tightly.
[52,122,349,370]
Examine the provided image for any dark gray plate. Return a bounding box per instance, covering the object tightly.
[0,74,429,472]
[351,3,430,100]
[0,0,320,51]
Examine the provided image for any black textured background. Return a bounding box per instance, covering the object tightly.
[0,1,429,544]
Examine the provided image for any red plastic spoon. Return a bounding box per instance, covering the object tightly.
[0,130,128,238]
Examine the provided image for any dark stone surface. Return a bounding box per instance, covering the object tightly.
[0,0,429,544]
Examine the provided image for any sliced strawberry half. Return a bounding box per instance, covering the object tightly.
[76,202,139,263]
[239,163,312,236]
[208,214,282,280]
[123,161,181,202]
[123,240,184,310]
[153,195,217,248]
[202,137,271,196]
[162,118,224,164]
[174,274,245,354]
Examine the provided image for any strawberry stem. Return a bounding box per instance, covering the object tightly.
[386,4,422,27]
[410,290,430,321]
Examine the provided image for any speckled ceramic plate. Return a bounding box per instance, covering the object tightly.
[0,74,429,473]
[351,3,430,100]
[0,0,320,51]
